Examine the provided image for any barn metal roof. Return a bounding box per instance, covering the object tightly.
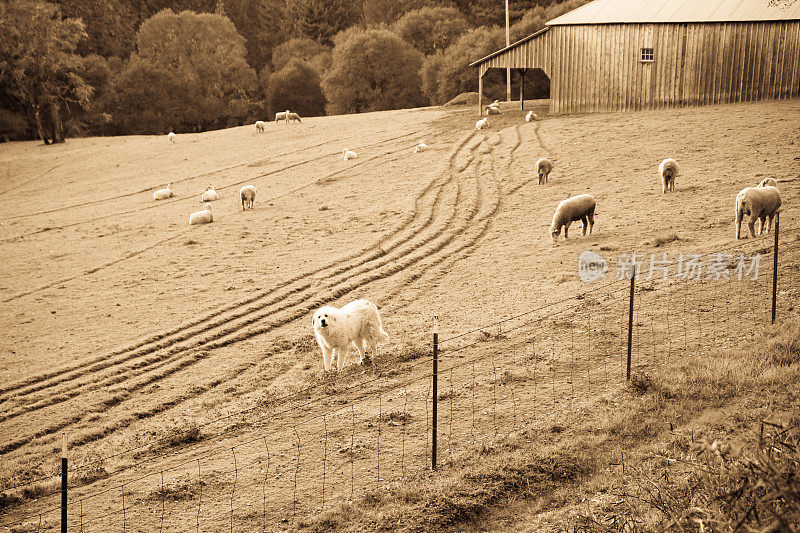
[547,0,800,25]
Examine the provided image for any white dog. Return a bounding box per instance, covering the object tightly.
[312,299,389,372]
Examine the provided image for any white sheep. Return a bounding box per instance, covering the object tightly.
[414,140,429,153]
[759,177,778,188]
[659,158,680,193]
[550,194,596,243]
[200,186,218,202]
[343,148,358,160]
[287,112,302,123]
[153,183,174,200]
[168,131,176,143]
[189,203,213,225]
[475,117,488,130]
[485,105,501,115]
[240,185,256,210]
[275,110,289,123]
[735,186,781,239]
[255,121,266,133]
[536,157,553,184]
[526,110,539,122]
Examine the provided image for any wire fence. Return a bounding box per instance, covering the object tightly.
[2,220,799,532]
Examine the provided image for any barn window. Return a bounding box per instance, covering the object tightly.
[640,48,654,62]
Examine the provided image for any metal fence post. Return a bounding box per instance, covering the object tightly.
[626,264,636,381]
[432,316,438,471]
[772,212,779,324]
[61,432,67,533]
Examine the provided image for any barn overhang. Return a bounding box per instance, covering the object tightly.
[469,27,552,114]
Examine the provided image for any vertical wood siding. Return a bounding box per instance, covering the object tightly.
[479,21,800,114]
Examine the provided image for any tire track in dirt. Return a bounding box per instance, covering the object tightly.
[0,130,470,400]
[381,126,515,306]
[0,131,483,455]
[0,132,431,304]
[2,129,426,220]
[0,130,428,243]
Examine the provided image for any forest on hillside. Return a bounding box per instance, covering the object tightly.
[0,0,589,142]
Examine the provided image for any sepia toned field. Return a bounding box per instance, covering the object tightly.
[1,99,799,531]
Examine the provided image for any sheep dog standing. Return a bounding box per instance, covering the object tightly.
[312,299,389,372]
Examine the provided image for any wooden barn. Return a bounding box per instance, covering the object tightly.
[470,0,800,114]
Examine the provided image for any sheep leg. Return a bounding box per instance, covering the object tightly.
[662,177,667,194]
[766,213,775,233]
[588,213,594,235]
[748,217,757,238]
[581,216,589,236]
[564,221,572,240]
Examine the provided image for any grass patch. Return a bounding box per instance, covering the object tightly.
[301,443,590,532]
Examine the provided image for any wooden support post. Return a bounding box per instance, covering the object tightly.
[520,69,527,110]
[478,71,483,116]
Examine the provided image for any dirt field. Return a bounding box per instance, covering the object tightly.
[1,99,799,531]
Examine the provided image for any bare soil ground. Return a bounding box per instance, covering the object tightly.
[1,99,799,532]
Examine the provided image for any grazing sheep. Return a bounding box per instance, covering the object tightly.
[475,117,488,130]
[168,131,176,143]
[485,105,501,115]
[525,110,538,122]
[153,183,174,200]
[735,186,782,239]
[287,112,302,123]
[414,140,429,153]
[200,186,218,202]
[659,158,680,193]
[255,121,266,133]
[275,110,289,123]
[240,185,256,210]
[550,194,596,243]
[759,177,778,188]
[343,148,358,160]
[536,157,553,184]
[189,203,213,225]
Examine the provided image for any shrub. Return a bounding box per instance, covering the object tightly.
[393,7,468,56]
[267,58,326,118]
[322,27,427,114]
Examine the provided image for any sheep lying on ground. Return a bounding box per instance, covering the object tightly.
[189,203,213,225]
[240,185,256,210]
[536,157,553,184]
[255,121,266,133]
[759,177,778,188]
[525,110,539,122]
[275,110,288,123]
[201,186,218,202]
[475,117,488,130]
[153,183,174,200]
[735,186,781,239]
[659,158,679,193]
[168,131,176,143]
[287,112,302,123]
[343,148,358,160]
[550,194,596,243]
[485,105,501,115]
[414,140,429,153]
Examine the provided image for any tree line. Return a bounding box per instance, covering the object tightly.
[0,0,588,142]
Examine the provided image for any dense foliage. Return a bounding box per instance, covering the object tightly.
[0,0,589,141]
